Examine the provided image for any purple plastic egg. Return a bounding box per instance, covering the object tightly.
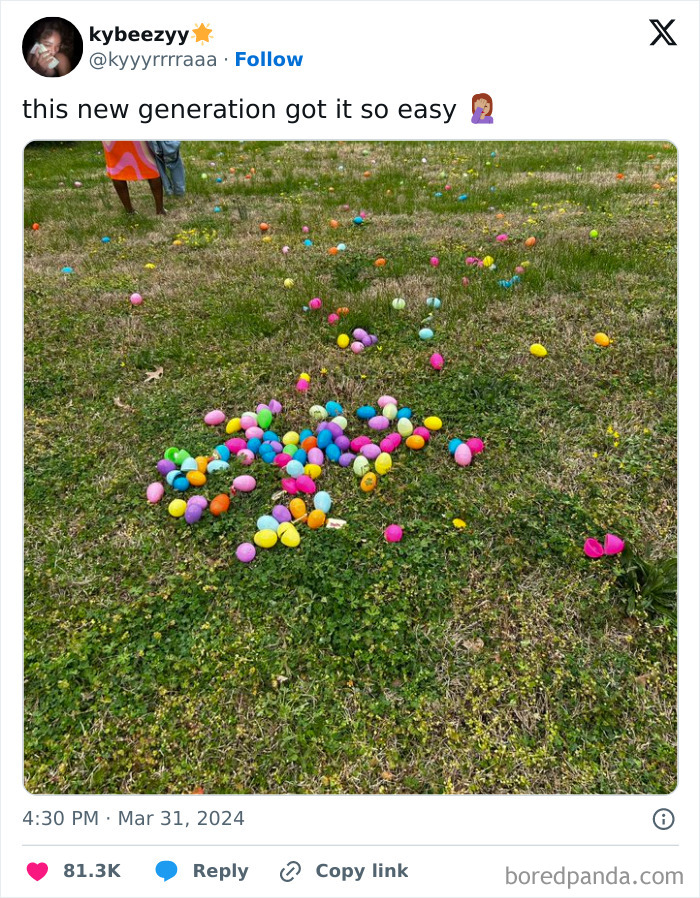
[339,452,356,467]
[269,399,282,414]
[361,444,381,460]
[188,495,208,509]
[361,336,373,347]
[308,448,324,466]
[369,415,390,431]
[335,435,350,451]
[185,504,203,524]
[236,542,256,563]
[272,505,292,523]
[157,459,176,476]
[256,403,270,413]
[353,328,369,341]
[269,440,283,454]
[368,334,379,345]
[327,422,342,439]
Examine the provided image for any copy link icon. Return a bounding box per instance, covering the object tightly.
[280,861,302,882]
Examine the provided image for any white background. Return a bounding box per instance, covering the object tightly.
[1,2,698,896]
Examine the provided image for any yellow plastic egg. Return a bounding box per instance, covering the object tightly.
[530,343,548,358]
[280,525,301,547]
[453,518,467,529]
[254,529,278,549]
[483,255,494,267]
[424,416,443,431]
[299,372,311,382]
[168,499,187,518]
[307,510,326,529]
[360,472,378,492]
[282,431,300,446]
[196,455,210,473]
[594,332,611,347]
[226,417,241,434]
[406,435,426,450]
[375,452,393,475]
[304,463,323,480]
[283,278,295,288]
[187,471,206,487]
[337,333,350,348]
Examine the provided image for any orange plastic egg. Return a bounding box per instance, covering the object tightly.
[186,471,206,487]
[406,435,426,450]
[329,219,339,228]
[210,494,230,516]
[259,222,269,232]
[328,247,339,255]
[360,472,378,492]
[307,509,326,529]
[301,436,318,451]
[375,258,387,268]
[525,236,537,247]
[289,498,307,520]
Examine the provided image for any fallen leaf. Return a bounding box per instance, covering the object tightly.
[144,366,163,383]
[113,396,134,411]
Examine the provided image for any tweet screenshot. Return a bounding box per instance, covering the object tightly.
[1,0,698,895]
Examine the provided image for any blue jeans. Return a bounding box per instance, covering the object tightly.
[149,141,186,196]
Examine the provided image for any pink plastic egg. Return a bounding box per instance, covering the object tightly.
[307,448,324,466]
[309,297,322,310]
[430,256,439,267]
[296,379,309,391]
[240,414,257,430]
[226,438,246,453]
[369,416,390,431]
[350,341,365,354]
[204,409,226,426]
[455,444,473,467]
[328,313,339,324]
[237,449,255,466]
[385,524,404,543]
[146,482,164,503]
[281,477,298,494]
[466,438,484,455]
[130,292,143,306]
[245,426,264,440]
[430,353,444,370]
[414,426,431,441]
[232,475,256,492]
[296,475,316,494]
[584,538,604,558]
[377,395,397,409]
[351,436,372,452]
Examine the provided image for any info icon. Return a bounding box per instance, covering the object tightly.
[652,808,675,830]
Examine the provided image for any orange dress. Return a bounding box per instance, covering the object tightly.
[102,141,159,181]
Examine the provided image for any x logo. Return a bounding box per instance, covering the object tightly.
[650,18,677,45]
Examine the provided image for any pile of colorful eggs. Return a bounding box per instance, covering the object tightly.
[336,327,379,353]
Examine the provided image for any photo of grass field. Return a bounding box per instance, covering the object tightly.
[24,140,677,794]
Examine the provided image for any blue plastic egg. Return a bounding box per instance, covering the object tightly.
[214,445,231,462]
[326,400,343,416]
[419,328,434,340]
[263,430,280,443]
[458,194,468,201]
[449,438,463,456]
[247,438,262,455]
[180,457,198,472]
[173,476,189,491]
[286,459,305,478]
[207,459,230,474]
[317,429,333,450]
[326,443,341,462]
[426,297,442,309]
[397,407,412,419]
[294,449,308,465]
[303,238,313,246]
[353,217,363,225]
[314,491,332,514]
[257,514,280,532]
[357,406,377,420]
[101,236,111,243]
[166,470,180,486]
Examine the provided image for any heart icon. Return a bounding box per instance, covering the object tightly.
[27,863,48,882]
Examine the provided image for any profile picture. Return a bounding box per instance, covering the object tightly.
[22,17,83,77]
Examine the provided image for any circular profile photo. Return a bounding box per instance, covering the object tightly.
[22,17,83,77]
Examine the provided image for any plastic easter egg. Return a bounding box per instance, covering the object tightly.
[339,452,355,468]
[430,353,444,370]
[284,278,295,288]
[286,459,305,478]
[396,407,412,420]
[604,533,625,555]
[328,313,339,325]
[466,438,484,455]
[257,408,273,430]
[530,343,548,358]
[207,459,230,474]
[375,453,392,475]
[448,438,463,456]
[426,297,442,309]
[259,222,269,232]
[254,529,278,549]
[296,475,316,494]
[317,429,333,450]
[584,538,604,558]
[326,443,341,462]
[594,332,611,347]
[189,495,208,510]
[173,476,189,491]
[419,328,434,340]
[326,401,343,416]
[307,509,326,529]
[240,413,258,430]
[236,542,256,563]
[61,267,73,274]
[314,491,332,514]
[214,445,231,462]
[309,297,322,310]
[525,236,537,248]
[337,243,347,251]
[383,403,398,421]
[168,499,187,518]
[309,405,328,422]
[384,524,403,543]
[406,434,426,450]
[304,463,323,480]
[257,514,280,532]
[146,482,164,503]
[232,475,256,492]
[455,444,473,467]
[130,292,143,305]
[32,222,40,230]
[483,255,494,267]
[332,415,348,431]
[282,431,299,447]
[296,379,309,392]
[350,341,364,354]
[180,457,198,472]
[589,230,599,240]
[424,416,443,431]
[351,435,371,452]
[392,297,406,310]
[414,426,430,441]
[430,256,439,267]
[290,498,307,520]
[268,399,282,414]
[280,525,301,547]
[173,449,191,466]
[357,406,376,420]
[204,409,226,426]
[337,333,350,348]
[361,443,381,461]
[187,471,207,487]
[166,470,180,487]
[210,493,231,516]
[185,503,203,524]
[353,456,370,477]
[226,417,241,434]
[369,415,390,431]
[376,396,395,409]
[307,447,324,466]
[237,448,254,466]
[247,438,262,455]
[379,437,396,453]
[157,459,176,476]
[361,472,378,492]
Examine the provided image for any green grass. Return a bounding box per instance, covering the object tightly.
[24,140,677,794]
